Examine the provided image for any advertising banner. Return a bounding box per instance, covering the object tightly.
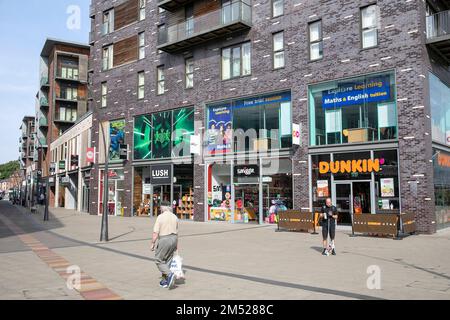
[322,76,391,109]
[150,164,172,185]
[207,105,233,154]
[380,178,395,197]
[316,180,329,198]
[292,123,301,145]
[110,120,126,161]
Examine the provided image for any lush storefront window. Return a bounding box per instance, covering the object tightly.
[434,149,450,229]
[429,73,450,146]
[206,92,292,154]
[133,107,194,160]
[309,72,397,146]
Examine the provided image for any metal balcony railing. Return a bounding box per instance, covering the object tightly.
[39,117,48,127]
[40,76,49,88]
[158,1,252,51]
[426,10,450,41]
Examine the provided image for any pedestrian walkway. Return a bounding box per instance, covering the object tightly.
[1,201,449,300]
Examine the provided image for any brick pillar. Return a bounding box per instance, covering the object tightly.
[193,105,206,222]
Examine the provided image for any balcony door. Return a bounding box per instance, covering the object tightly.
[222,0,240,25]
[185,4,194,37]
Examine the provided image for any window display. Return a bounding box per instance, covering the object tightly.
[309,72,397,146]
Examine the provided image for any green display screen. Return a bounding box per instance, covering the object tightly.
[133,107,194,160]
[134,115,152,160]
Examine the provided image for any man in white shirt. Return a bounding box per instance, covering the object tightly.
[151,201,179,289]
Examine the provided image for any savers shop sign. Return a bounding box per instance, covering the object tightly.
[322,76,391,109]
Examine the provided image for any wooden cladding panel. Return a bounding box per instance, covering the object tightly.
[194,0,220,17]
[113,35,138,67]
[114,0,139,30]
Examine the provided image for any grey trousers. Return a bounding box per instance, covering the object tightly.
[155,234,178,276]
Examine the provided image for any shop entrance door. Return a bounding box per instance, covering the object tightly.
[151,185,171,216]
[333,181,373,225]
[234,184,260,223]
[333,183,352,225]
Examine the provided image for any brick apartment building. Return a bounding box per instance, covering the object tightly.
[87,0,450,232]
[19,116,36,206]
[35,39,90,209]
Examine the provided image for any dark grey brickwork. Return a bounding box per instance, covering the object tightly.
[88,0,449,233]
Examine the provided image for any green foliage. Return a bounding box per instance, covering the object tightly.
[0,161,20,180]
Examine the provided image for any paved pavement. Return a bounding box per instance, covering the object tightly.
[0,200,449,300]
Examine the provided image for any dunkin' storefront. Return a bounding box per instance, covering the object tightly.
[310,149,400,225]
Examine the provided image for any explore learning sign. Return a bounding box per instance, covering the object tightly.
[322,77,391,109]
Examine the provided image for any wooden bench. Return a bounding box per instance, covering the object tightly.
[277,210,316,233]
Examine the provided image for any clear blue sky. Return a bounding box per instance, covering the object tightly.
[0,0,90,164]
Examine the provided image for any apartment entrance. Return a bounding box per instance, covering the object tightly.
[332,181,372,225]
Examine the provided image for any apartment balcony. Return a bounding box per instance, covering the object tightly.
[40,96,49,107]
[37,137,47,148]
[89,4,95,18]
[89,31,95,45]
[158,0,194,12]
[40,76,49,89]
[157,1,252,53]
[38,117,48,128]
[426,10,450,64]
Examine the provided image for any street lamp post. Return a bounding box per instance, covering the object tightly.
[100,122,109,242]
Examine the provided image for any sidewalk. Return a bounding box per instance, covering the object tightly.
[1,202,450,300]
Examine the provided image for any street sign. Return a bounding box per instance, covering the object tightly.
[86,147,95,163]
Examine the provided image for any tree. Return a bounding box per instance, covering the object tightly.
[0,161,20,180]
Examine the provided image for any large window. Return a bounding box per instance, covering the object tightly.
[309,20,323,61]
[134,107,195,160]
[101,82,107,108]
[434,149,450,229]
[429,73,450,146]
[206,91,292,154]
[138,32,145,60]
[103,9,114,35]
[273,31,285,69]
[361,5,379,49]
[139,0,146,21]
[222,42,251,80]
[309,71,397,146]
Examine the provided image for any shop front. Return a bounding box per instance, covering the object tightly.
[311,149,400,225]
[98,168,125,216]
[204,91,293,224]
[81,169,91,213]
[206,158,293,224]
[434,149,450,229]
[133,107,195,219]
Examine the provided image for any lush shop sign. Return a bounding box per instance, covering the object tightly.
[150,164,172,184]
[322,77,390,109]
[319,158,383,174]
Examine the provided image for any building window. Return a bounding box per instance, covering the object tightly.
[222,42,251,80]
[102,45,113,71]
[309,20,323,61]
[429,73,450,145]
[272,0,284,17]
[139,0,146,21]
[103,9,114,35]
[60,85,78,101]
[273,31,285,69]
[185,58,194,89]
[361,4,379,49]
[157,66,165,95]
[139,32,145,60]
[308,71,397,146]
[138,72,145,100]
[101,82,107,108]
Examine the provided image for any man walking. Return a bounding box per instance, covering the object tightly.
[320,198,338,256]
[151,201,179,289]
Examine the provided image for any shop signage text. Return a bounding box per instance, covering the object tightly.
[150,164,172,185]
[322,77,390,109]
[319,158,383,174]
[438,153,450,168]
[234,165,259,177]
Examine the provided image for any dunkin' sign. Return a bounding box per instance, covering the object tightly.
[319,158,383,174]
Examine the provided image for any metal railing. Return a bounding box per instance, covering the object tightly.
[158,1,252,46]
[39,117,48,127]
[40,76,49,87]
[426,10,450,40]
[40,96,48,106]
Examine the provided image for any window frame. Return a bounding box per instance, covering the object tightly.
[102,45,113,71]
[221,42,252,81]
[157,66,165,95]
[102,9,114,35]
[272,0,284,18]
[185,58,194,89]
[137,71,145,100]
[101,82,107,108]
[138,32,145,60]
[360,4,379,50]
[272,31,285,69]
[308,19,323,61]
[139,0,146,21]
